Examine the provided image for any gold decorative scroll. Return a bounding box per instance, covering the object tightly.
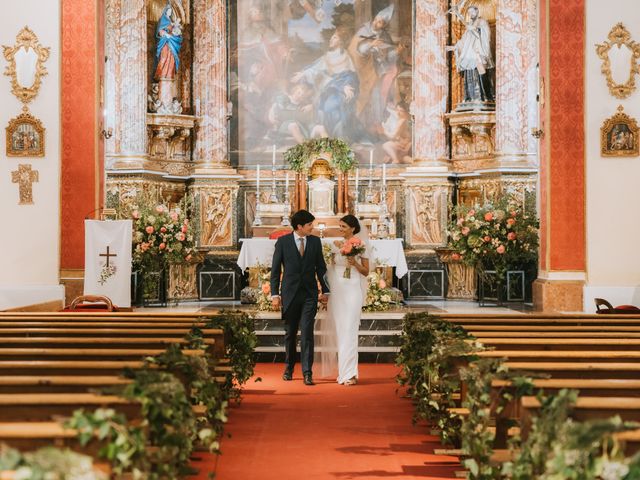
[2,27,50,104]
[596,23,640,99]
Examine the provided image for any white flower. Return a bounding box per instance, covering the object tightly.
[381,295,391,303]
[600,460,629,480]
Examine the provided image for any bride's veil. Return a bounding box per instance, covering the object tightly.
[315,218,371,379]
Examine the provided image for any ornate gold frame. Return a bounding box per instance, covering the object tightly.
[596,23,640,99]
[6,108,45,157]
[601,105,639,157]
[2,26,50,104]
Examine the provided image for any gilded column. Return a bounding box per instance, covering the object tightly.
[412,0,449,171]
[106,0,147,169]
[495,0,537,166]
[192,0,230,172]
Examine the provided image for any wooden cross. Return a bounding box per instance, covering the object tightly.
[11,164,39,205]
[99,246,117,267]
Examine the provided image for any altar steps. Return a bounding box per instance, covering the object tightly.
[253,311,404,363]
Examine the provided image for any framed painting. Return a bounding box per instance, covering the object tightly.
[6,109,45,157]
[601,105,639,157]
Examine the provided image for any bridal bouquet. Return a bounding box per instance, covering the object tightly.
[339,236,366,279]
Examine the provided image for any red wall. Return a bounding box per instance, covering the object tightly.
[539,0,586,272]
[61,0,102,270]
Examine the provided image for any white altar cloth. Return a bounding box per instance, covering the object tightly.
[237,237,408,278]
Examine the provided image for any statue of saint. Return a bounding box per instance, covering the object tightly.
[447,6,494,105]
[154,2,183,81]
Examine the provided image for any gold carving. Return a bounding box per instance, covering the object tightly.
[409,185,448,246]
[5,107,45,157]
[600,105,639,157]
[436,249,477,300]
[2,27,50,104]
[596,23,640,99]
[201,188,233,247]
[11,164,39,205]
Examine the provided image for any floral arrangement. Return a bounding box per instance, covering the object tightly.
[127,194,195,269]
[339,236,366,278]
[255,263,276,311]
[447,194,539,279]
[363,271,398,312]
[98,263,117,286]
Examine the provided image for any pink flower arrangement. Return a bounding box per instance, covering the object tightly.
[461,227,470,236]
[128,194,195,269]
[339,236,366,278]
[378,279,386,289]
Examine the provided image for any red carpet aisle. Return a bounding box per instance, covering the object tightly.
[191,363,460,480]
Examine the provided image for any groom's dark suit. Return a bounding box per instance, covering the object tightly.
[270,233,329,376]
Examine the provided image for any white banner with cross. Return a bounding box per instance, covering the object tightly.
[84,220,133,308]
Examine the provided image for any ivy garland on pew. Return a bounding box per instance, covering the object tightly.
[396,312,481,445]
[396,313,640,480]
[459,359,534,480]
[148,343,228,452]
[0,444,108,479]
[65,408,149,477]
[204,310,259,397]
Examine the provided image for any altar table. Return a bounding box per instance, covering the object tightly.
[237,238,408,278]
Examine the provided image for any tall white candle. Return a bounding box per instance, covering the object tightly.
[272,144,276,167]
[256,164,260,194]
[382,164,386,187]
[369,149,373,169]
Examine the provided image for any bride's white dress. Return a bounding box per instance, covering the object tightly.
[316,240,368,384]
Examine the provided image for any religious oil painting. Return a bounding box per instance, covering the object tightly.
[5,110,45,157]
[601,106,639,157]
[229,0,413,166]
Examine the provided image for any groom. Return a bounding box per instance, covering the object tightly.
[270,209,329,386]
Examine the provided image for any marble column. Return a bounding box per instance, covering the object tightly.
[192,0,231,173]
[108,0,147,169]
[495,0,538,167]
[411,0,449,171]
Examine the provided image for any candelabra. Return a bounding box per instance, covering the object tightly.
[281,189,291,226]
[269,165,279,204]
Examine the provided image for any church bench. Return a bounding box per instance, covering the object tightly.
[471,331,640,338]
[462,325,640,332]
[0,393,141,422]
[0,338,217,353]
[0,359,231,377]
[476,349,640,362]
[0,347,206,362]
[471,338,640,351]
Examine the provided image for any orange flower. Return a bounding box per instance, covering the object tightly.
[340,244,353,255]
[496,245,505,254]
[507,232,517,241]
[145,226,154,234]
[261,283,270,294]
[348,236,363,246]
[451,253,461,261]
[484,212,494,221]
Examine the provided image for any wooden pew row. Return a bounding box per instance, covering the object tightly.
[472,338,640,351]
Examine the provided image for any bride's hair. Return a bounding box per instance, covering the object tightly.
[340,214,360,234]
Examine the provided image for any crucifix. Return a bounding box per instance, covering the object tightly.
[11,164,39,205]
[99,246,117,267]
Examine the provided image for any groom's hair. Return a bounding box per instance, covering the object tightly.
[340,214,361,234]
[291,209,315,230]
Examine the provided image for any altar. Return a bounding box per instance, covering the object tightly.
[237,238,408,279]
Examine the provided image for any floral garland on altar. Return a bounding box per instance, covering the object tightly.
[283,137,356,172]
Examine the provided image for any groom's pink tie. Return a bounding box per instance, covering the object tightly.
[298,237,305,257]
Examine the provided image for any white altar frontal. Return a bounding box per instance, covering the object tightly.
[237,237,408,279]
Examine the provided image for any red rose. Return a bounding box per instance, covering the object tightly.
[507,232,517,241]
[484,212,494,221]
[483,235,491,242]
[160,227,167,233]
[145,226,154,234]
[507,218,516,227]
[159,243,166,250]
[451,253,461,261]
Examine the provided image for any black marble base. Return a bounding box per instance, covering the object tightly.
[404,253,446,300]
[198,257,243,300]
[254,352,398,364]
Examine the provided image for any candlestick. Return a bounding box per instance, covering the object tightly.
[272,144,276,167]
[382,164,386,187]
[256,164,260,193]
[253,164,262,226]
[285,172,289,191]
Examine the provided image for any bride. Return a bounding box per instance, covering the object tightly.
[316,215,369,385]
